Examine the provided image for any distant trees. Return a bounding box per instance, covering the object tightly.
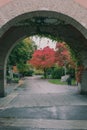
[29,42,76,79]
[7,36,76,81]
[55,42,71,66]
[7,38,37,78]
[55,42,76,76]
[8,38,36,66]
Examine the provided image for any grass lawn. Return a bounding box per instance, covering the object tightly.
[48,79,76,85]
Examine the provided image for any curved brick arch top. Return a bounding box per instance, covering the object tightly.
[0,10,87,66]
[0,0,87,38]
[0,0,87,66]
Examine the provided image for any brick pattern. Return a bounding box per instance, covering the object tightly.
[0,0,87,38]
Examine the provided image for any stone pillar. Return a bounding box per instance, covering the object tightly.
[0,65,5,97]
[81,70,87,95]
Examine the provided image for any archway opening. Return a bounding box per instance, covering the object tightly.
[6,34,78,97]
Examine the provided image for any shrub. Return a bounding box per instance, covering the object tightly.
[12,78,19,83]
[34,69,44,75]
[24,70,34,76]
[51,67,64,79]
[7,76,12,83]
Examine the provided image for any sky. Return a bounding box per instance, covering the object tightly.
[30,36,56,49]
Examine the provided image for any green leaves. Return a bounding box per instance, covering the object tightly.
[8,38,36,66]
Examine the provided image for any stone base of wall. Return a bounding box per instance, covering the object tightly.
[80,90,87,95]
[80,70,87,95]
[0,90,5,97]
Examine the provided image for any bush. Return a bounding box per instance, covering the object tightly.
[12,78,19,83]
[67,68,75,79]
[7,76,19,83]
[7,76,12,83]
[34,70,43,75]
[51,67,64,79]
[24,70,34,76]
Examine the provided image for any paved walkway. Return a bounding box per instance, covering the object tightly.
[0,76,87,130]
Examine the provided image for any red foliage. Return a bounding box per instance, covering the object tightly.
[55,42,71,66]
[29,42,76,73]
[29,46,55,69]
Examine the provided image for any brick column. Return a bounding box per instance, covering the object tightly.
[0,65,5,97]
[81,70,87,95]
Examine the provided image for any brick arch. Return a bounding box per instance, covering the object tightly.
[1,10,86,65]
[0,0,87,96]
[0,0,87,38]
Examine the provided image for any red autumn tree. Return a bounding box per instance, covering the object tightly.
[55,42,76,75]
[55,42,71,66]
[29,46,55,78]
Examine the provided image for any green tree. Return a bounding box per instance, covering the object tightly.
[7,37,37,76]
[8,38,36,65]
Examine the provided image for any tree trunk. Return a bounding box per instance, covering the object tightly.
[43,68,47,79]
[64,65,67,75]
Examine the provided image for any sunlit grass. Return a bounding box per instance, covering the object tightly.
[48,79,76,85]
